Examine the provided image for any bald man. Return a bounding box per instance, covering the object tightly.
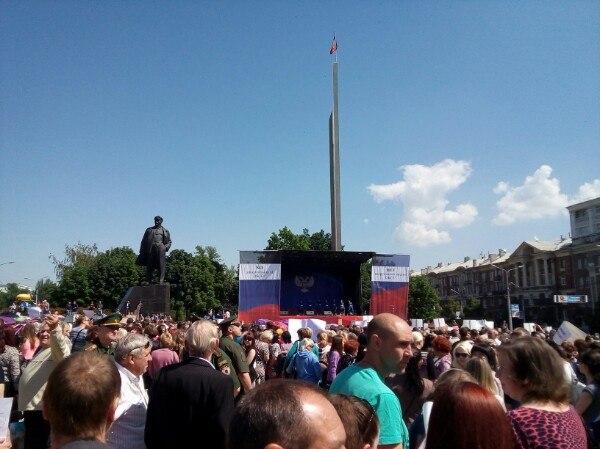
[228,379,346,449]
[330,313,413,449]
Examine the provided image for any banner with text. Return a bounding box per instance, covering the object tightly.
[370,254,410,318]
[239,252,282,322]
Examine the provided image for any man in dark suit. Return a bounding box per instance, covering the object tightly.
[145,320,234,449]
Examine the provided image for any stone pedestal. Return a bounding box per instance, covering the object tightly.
[118,284,170,315]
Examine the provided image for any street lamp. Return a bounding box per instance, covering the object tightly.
[491,263,523,331]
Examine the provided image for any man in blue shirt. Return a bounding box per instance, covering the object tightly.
[330,313,413,449]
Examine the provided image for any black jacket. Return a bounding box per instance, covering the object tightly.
[145,357,234,449]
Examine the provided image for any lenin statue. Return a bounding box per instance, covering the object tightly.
[137,216,171,284]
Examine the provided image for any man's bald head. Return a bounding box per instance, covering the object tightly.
[366,313,411,343]
[228,379,345,449]
[364,313,414,376]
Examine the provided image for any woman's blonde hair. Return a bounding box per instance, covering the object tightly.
[466,356,498,395]
[259,330,273,343]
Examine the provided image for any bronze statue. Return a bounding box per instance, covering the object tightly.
[137,216,171,284]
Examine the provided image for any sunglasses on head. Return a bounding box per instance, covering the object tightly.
[455,352,469,358]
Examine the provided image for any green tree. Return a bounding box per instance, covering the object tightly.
[51,243,143,309]
[463,296,482,318]
[166,247,220,316]
[0,282,31,309]
[441,298,462,320]
[50,242,99,306]
[50,242,98,278]
[360,261,372,311]
[408,276,441,320]
[265,227,333,251]
[88,247,144,310]
[35,279,58,304]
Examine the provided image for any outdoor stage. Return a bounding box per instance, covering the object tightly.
[238,250,410,323]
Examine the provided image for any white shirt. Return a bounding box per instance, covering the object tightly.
[107,363,149,449]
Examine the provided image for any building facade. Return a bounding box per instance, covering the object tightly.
[416,197,600,330]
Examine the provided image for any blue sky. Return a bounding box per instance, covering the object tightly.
[1,1,599,287]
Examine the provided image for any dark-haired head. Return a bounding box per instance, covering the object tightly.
[331,335,344,354]
[471,344,498,371]
[329,394,379,449]
[281,331,292,344]
[580,348,600,382]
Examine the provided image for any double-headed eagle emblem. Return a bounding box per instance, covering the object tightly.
[295,275,314,293]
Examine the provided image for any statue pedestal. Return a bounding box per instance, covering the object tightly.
[118,284,170,316]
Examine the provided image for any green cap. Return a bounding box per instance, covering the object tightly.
[93,313,123,328]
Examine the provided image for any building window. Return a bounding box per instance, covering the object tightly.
[559,259,565,270]
[576,226,589,237]
[575,209,588,220]
[578,277,585,287]
[560,276,566,286]
[578,259,584,270]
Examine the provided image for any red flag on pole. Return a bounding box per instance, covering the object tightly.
[329,36,338,54]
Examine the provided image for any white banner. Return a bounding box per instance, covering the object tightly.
[433,318,446,329]
[288,318,327,340]
[553,321,587,345]
[371,265,410,283]
[239,263,281,281]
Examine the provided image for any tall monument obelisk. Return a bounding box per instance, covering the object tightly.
[329,37,342,251]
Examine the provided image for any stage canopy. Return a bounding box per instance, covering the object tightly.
[239,250,409,323]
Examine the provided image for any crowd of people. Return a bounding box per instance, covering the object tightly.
[0,308,599,449]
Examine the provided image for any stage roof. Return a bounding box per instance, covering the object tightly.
[279,250,375,265]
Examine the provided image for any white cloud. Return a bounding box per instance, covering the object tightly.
[572,180,600,204]
[395,222,450,246]
[493,181,509,194]
[492,165,600,225]
[368,159,477,247]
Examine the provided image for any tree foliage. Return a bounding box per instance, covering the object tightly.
[265,227,333,251]
[441,298,462,320]
[0,283,31,309]
[463,296,483,318]
[50,244,143,309]
[48,242,237,316]
[35,279,58,303]
[408,276,441,320]
[360,261,372,311]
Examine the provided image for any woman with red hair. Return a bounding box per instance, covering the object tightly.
[431,336,452,379]
[425,381,514,449]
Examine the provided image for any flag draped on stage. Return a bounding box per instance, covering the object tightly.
[370,255,410,319]
[238,252,281,322]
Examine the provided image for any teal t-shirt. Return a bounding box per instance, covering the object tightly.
[330,363,409,447]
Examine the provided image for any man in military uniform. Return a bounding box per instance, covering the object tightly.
[219,316,252,394]
[212,347,241,397]
[85,313,122,355]
[137,216,172,284]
